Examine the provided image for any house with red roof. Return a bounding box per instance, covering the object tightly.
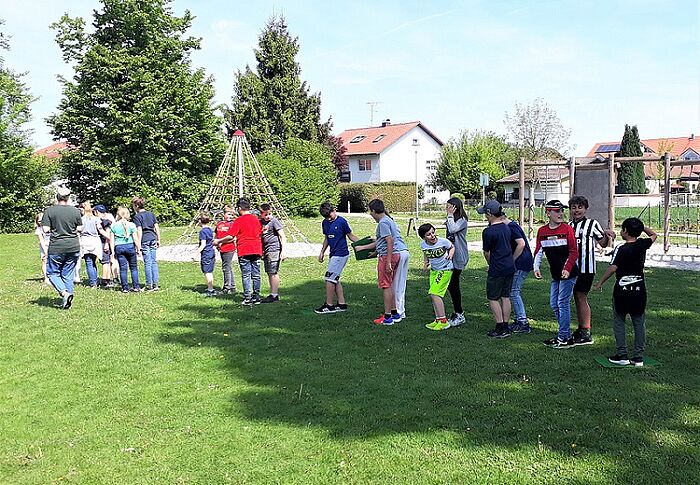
[33,141,70,160]
[587,134,700,193]
[337,120,448,202]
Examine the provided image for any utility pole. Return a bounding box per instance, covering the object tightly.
[366,101,382,126]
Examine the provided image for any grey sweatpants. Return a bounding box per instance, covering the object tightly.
[613,308,646,358]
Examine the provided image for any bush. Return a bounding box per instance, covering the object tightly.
[339,182,422,212]
[449,193,466,202]
[0,149,57,233]
[258,138,340,217]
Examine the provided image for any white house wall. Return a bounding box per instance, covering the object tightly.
[348,155,380,183]
[379,127,450,203]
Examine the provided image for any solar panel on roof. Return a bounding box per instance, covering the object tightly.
[596,143,620,153]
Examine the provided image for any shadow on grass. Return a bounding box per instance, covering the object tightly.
[158,270,700,483]
[29,296,61,308]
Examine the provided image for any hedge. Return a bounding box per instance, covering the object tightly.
[339,182,423,213]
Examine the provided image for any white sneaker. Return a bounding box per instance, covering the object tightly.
[449,313,465,327]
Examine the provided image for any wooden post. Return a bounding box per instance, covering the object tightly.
[608,154,615,231]
[663,152,671,253]
[528,185,535,238]
[569,156,576,200]
[518,157,525,227]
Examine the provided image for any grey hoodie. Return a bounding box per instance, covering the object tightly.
[446,215,469,270]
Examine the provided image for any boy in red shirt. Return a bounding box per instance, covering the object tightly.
[215,198,263,305]
[533,200,579,348]
[215,205,237,294]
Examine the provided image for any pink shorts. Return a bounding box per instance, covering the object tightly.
[377,254,401,289]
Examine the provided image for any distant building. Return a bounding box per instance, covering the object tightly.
[34,141,70,160]
[337,120,449,203]
[587,134,700,193]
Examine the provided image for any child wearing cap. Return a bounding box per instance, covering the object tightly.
[568,195,615,345]
[478,199,516,339]
[418,223,455,331]
[533,200,579,348]
[594,218,657,367]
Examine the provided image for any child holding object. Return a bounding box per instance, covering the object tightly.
[315,202,359,314]
[418,223,455,331]
[197,213,217,297]
[594,218,657,367]
[353,199,410,326]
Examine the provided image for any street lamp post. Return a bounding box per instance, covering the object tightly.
[412,138,420,221]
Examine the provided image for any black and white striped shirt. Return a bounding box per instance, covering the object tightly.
[570,217,605,274]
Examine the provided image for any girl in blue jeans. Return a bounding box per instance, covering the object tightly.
[110,207,141,292]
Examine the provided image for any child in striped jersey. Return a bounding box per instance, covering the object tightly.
[569,196,615,345]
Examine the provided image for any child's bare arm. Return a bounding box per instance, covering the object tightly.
[446,244,455,260]
[644,226,658,243]
[198,239,206,253]
[347,232,360,243]
[593,265,617,290]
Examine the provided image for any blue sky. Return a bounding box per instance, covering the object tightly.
[1,0,698,155]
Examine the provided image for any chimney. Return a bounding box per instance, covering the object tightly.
[381,119,391,127]
[690,134,695,140]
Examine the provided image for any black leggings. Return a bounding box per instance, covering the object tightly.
[447,269,463,314]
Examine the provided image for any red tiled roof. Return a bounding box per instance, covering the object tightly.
[337,121,443,156]
[34,141,71,159]
[587,135,700,158]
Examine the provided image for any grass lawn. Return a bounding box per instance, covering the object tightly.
[1,219,699,484]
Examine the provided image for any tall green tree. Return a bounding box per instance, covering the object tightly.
[432,130,516,198]
[226,15,331,154]
[0,19,56,233]
[47,0,225,222]
[617,124,646,194]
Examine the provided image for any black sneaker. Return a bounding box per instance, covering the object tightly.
[336,303,348,312]
[314,304,337,314]
[251,296,261,305]
[242,297,253,305]
[487,325,512,339]
[121,288,130,294]
[573,332,593,346]
[543,337,575,348]
[608,354,630,365]
[629,356,644,367]
[260,294,279,303]
[221,289,234,295]
[148,285,160,292]
[509,321,532,334]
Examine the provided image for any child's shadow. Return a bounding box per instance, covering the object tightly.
[29,296,61,308]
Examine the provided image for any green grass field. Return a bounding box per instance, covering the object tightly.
[1,220,699,484]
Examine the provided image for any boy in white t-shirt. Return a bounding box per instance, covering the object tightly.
[418,223,455,331]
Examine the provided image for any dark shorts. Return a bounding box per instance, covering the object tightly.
[201,252,215,274]
[264,251,281,275]
[486,274,514,301]
[101,246,111,265]
[574,273,595,293]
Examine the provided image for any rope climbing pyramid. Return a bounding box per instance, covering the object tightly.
[160,130,319,261]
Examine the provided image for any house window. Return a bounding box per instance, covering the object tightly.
[350,135,366,143]
[358,159,372,171]
[372,134,386,143]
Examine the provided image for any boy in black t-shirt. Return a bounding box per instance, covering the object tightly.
[594,218,657,367]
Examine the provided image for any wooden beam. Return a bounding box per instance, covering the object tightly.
[663,152,671,253]
[608,154,615,231]
[569,156,576,200]
[518,157,525,227]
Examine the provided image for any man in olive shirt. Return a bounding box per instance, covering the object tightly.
[42,187,83,309]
